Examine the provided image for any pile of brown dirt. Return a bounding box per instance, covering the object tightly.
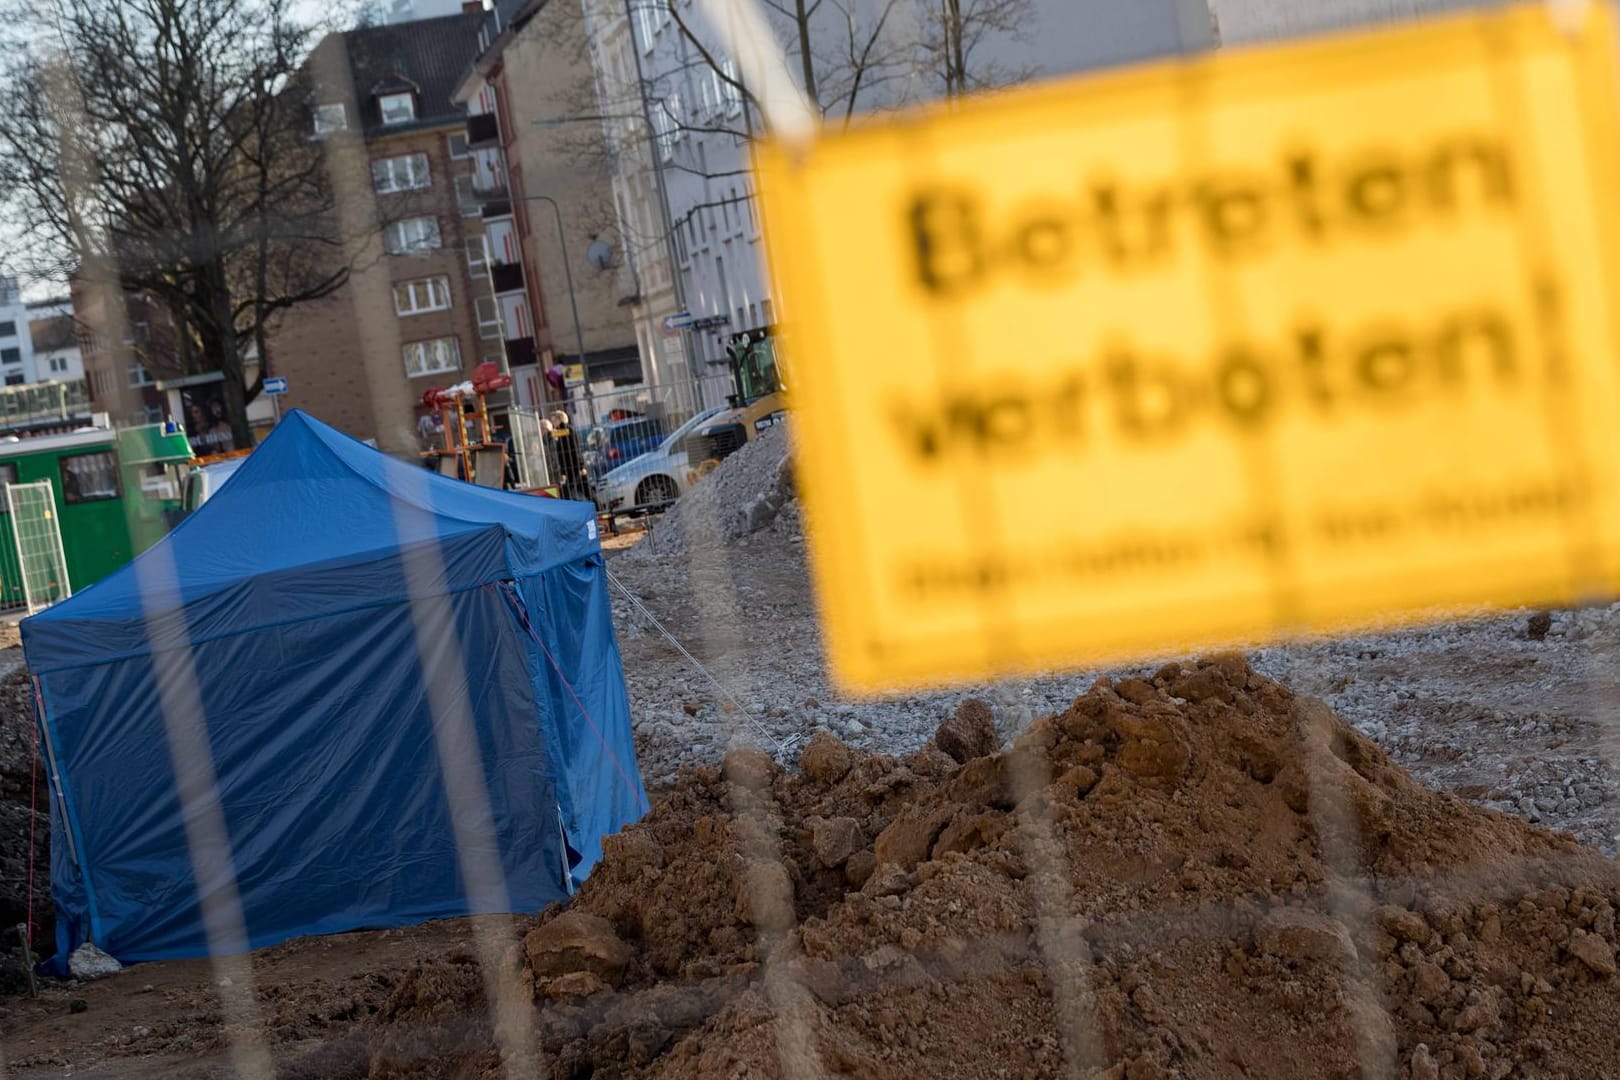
[0,667,49,991]
[368,657,1620,1079]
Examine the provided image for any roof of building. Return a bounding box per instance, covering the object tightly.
[454,0,545,98]
[30,312,77,354]
[315,11,487,135]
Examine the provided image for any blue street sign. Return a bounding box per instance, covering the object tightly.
[263,376,289,395]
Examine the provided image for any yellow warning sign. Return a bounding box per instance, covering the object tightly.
[758,3,1620,692]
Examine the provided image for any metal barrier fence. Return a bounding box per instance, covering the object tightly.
[556,372,737,437]
[0,510,27,613]
[510,373,741,510]
[6,481,70,614]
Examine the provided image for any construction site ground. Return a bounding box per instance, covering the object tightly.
[3,430,1620,1077]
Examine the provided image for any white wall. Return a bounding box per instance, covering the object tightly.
[33,346,82,382]
[0,281,35,385]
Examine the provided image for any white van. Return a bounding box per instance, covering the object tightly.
[179,458,247,516]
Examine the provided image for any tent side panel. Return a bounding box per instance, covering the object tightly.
[518,558,648,886]
[40,583,568,964]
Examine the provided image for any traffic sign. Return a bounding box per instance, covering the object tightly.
[758,2,1620,692]
[661,311,696,335]
[263,376,289,396]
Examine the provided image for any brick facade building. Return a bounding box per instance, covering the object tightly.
[269,11,496,458]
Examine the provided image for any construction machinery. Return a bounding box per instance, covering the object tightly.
[421,362,514,487]
[685,328,787,479]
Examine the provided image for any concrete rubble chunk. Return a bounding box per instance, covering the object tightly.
[68,943,122,981]
[932,699,1000,765]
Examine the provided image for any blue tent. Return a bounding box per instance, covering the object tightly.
[22,410,647,969]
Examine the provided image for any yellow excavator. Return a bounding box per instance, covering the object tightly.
[685,328,788,480]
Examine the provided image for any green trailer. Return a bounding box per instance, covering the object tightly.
[0,423,194,607]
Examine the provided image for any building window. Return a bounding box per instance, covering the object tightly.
[61,451,120,503]
[448,132,469,159]
[466,236,489,278]
[634,1,657,52]
[378,92,416,126]
[3,374,20,387]
[0,321,15,338]
[454,174,480,216]
[721,57,742,114]
[0,348,18,365]
[384,216,441,254]
[313,103,348,136]
[393,277,452,316]
[403,336,461,378]
[47,356,68,374]
[371,152,430,194]
[143,404,165,424]
[652,104,674,162]
[128,364,153,387]
[475,296,503,340]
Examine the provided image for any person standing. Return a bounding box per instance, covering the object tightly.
[548,409,587,501]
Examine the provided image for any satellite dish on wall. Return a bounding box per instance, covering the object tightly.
[586,238,618,272]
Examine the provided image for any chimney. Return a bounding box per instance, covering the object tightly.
[462,0,482,13]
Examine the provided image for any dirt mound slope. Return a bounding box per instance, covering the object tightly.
[368,657,1620,1078]
[0,667,49,990]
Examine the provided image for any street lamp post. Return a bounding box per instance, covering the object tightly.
[521,193,596,431]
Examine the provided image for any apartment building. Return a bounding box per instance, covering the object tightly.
[271,11,494,457]
[611,0,1215,394]
[27,298,83,383]
[0,278,34,386]
[578,0,689,405]
[71,283,180,426]
[454,0,642,412]
[622,1,764,390]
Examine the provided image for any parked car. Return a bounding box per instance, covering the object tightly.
[594,407,724,515]
[585,417,674,481]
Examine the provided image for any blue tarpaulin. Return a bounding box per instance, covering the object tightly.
[22,411,648,969]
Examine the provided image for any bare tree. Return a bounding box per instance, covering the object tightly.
[0,0,365,449]
[921,0,1036,100]
[660,0,914,139]
[594,0,1035,167]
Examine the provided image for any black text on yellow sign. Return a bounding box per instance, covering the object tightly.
[758,2,1620,693]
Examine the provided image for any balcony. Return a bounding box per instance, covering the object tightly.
[470,173,509,199]
[491,261,524,295]
[505,336,536,369]
[467,112,499,149]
